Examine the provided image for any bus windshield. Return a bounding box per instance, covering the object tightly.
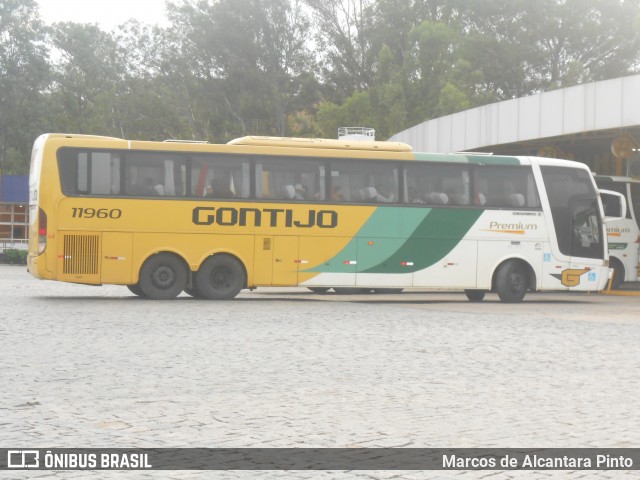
[540,166,604,259]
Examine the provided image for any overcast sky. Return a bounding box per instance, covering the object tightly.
[36,0,171,30]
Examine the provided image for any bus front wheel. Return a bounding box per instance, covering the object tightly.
[609,257,625,290]
[495,260,527,303]
[138,253,188,300]
[195,254,245,300]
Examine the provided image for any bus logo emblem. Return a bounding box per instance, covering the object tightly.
[551,268,591,287]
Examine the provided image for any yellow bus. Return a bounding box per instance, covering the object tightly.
[28,133,620,302]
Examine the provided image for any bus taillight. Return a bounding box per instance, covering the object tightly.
[38,207,47,254]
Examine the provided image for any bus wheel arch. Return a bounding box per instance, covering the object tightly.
[194,253,247,300]
[138,251,189,300]
[492,258,536,303]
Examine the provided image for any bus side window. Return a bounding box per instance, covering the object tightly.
[597,181,633,219]
[255,156,324,201]
[601,192,623,217]
[404,163,469,207]
[125,152,185,197]
[57,149,82,195]
[57,149,121,196]
[473,166,539,208]
[330,161,397,204]
[192,154,249,199]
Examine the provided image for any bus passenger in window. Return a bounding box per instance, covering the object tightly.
[374,184,394,202]
[137,177,156,196]
[331,185,345,201]
[408,187,426,204]
[207,178,234,198]
[294,184,308,200]
[475,192,487,205]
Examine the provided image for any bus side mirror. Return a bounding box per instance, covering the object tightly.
[598,189,627,222]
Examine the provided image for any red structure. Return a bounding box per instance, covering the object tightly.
[0,174,29,250]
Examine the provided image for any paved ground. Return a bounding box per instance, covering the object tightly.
[2,264,640,479]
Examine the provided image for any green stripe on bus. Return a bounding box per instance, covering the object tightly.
[304,207,429,273]
[413,152,521,165]
[353,207,431,271]
[360,208,483,273]
[306,207,483,274]
[413,153,469,163]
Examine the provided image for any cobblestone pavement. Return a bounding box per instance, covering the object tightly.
[2,265,640,479]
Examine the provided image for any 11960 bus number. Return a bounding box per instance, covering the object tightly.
[71,208,122,219]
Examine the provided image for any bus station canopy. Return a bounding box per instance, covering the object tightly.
[389,74,640,173]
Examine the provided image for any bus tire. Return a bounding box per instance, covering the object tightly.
[126,284,146,297]
[609,257,625,290]
[307,287,330,294]
[465,289,485,302]
[183,287,203,298]
[495,260,527,303]
[195,254,245,300]
[373,288,404,294]
[138,253,188,300]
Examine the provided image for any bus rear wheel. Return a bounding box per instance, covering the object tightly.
[183,286,204,298]
[138,253,188,300]
[126,284,146,297]
[495,260,527,303]
[195,254,245,300]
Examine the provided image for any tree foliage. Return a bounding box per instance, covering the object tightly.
[0,0,49,172]
[1,0,639,173]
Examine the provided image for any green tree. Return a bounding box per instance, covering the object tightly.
[315,45,408,139]
[0,0,49,173]
[48,22,124,135]
[405,21,460,118]
[536,0,640,88]
[114,20,202,140]
[459,0,640,96]
[304,0,377,102]
[5,0,640,164]
[167,0,318,140]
